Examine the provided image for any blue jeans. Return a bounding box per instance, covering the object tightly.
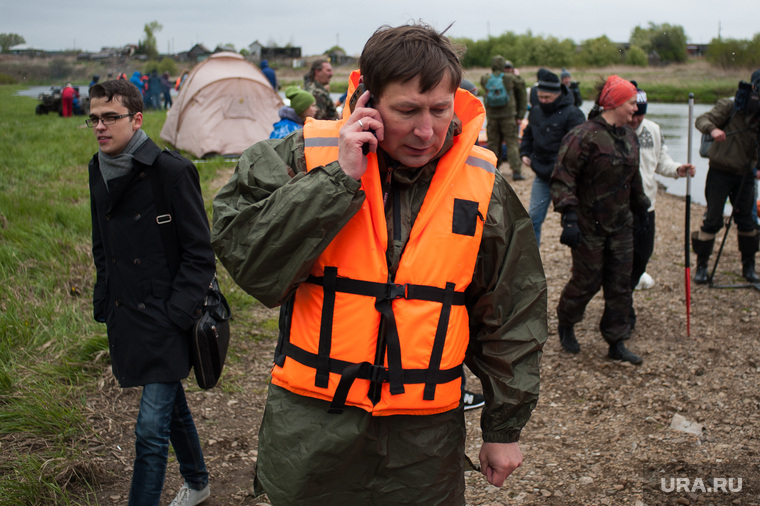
[128,382,208,506]
[528,176,552,246]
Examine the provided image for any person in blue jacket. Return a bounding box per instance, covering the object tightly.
[269,87,316,139]
[260,60,278,90]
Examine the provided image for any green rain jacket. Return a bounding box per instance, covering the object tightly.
[211,114,547,444]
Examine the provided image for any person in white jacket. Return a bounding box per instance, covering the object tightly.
[627,83,695,327]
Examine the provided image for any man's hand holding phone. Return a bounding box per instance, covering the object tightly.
[339,89,384,181]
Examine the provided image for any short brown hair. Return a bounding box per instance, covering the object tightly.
[89,79,143,114]
[359,23,463,101]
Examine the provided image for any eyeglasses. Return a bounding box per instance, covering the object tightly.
[85,113,135,127]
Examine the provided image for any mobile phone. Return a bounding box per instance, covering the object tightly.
[350,83,376,155]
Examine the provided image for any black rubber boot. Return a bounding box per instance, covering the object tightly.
[608,341,643,365]
[691,232,714,285]
[558,325,580,354]
[738,234,760,283]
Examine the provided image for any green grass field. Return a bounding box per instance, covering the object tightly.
[0,87,240,503]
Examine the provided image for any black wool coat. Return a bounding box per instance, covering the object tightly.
[89,137,216,387]
[520,86,586,182]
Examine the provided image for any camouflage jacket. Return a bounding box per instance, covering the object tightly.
[304,80,339,120]
[551,115,650,235]
[211,116,547,443]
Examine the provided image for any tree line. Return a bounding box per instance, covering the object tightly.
[3,21,759,70]
[451,23,760,69]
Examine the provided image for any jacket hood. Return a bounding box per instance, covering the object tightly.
[491,55,506,71]
[278,105,303,124]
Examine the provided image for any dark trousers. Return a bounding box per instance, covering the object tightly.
[486,115,520,174]
[255,384,467,505]
[557,228,633,344]
[701,167,757,235]
[631,210,656,288]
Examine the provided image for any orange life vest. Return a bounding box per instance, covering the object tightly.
[271,80,497,416]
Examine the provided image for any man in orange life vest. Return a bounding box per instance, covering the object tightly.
[212,23,547,504]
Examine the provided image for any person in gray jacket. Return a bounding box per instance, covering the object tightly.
[693,71,760,284]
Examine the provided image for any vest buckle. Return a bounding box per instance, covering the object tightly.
[368,364,387,384]
[388,283,408,300]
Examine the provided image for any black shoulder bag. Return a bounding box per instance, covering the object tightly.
[149,156,231,389]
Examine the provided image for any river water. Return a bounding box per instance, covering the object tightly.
[609,101,714,208]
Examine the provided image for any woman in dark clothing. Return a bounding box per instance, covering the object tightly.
[550,75,651,365]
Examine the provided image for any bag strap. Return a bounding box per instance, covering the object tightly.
[147,152,181,280]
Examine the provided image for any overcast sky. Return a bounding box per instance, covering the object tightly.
[3,0,757,56]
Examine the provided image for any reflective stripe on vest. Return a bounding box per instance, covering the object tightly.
[272,84,497,416]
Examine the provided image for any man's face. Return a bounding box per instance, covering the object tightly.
[537,90,560,104]
[89,96,142,156]
[561,76,571,86]
[628,113,645,130]
[315,63,333,85]
[374,74,455,168]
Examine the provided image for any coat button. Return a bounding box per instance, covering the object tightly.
[106,214,112,220]
[133,258,141,265]
[115,299,121,307]
[111,256,116,264]
[138,303,146,310]
[134,213,141,221]
[139,172,147,179]
[194,308,203,317]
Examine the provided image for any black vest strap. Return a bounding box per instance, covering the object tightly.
[315,267,337,388]
[289,271,466,413]
[424,282,456,400]
[279,341,464,415]
[374,297,405,395]
[306,275,467,306]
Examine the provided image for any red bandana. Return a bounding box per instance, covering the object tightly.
[599,75,637,109]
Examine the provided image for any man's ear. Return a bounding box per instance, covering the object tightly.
[132,112,143,131]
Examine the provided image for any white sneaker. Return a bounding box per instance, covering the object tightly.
[169,483,210,506]
[635,272,655,290]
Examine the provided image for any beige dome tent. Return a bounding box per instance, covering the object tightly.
[160,52,283,158]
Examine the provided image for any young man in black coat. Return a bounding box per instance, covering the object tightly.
[520,71,586,246]
[87,79,215,506]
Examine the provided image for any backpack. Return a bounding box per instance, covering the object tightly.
[484,72,510,107]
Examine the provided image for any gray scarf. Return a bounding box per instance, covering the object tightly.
[98,129,149,189]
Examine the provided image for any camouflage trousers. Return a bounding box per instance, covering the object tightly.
[486,115,521,175]
[557,228,633,344]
